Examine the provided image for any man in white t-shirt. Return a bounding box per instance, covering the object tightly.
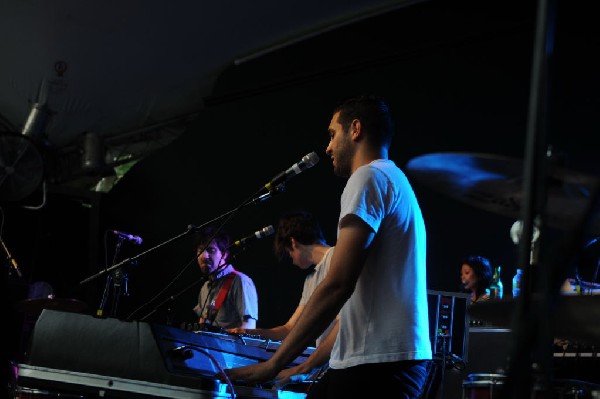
[224,95,432,398]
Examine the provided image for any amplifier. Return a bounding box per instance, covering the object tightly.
[464,327,512,375]
[430,327,512,399]
[427,290,470,361]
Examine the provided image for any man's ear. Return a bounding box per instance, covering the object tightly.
[350,119,362,140]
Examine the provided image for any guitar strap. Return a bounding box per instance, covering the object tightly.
[201,271,239,325]
[213,271,238,311]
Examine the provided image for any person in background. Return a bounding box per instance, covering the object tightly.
[227,210,338,388]
[193,226,258,330]
[223,94,432,398]
[460,255,493,305]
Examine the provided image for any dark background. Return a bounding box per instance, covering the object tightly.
[5,0,599,363]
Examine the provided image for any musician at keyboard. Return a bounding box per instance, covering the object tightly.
[192,226,259,330]
[227,211,339,389]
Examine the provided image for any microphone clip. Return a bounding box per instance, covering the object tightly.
[249,183,285,206]
[268,182,286,194]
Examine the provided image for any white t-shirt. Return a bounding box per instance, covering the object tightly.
[330,159,432,369]
[300,246,336,346]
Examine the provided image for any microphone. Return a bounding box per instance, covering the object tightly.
[229,225,275,249]
[263,152,319,192]
[111,230,143,245]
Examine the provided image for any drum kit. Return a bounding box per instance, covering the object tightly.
[404,151,600,320]
[405,152,600,398]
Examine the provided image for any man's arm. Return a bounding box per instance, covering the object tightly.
[271,317,339,389]
[223,215,373,383]
[238,274,259,330]
[227,305,305,340]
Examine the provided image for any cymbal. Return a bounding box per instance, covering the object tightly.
[405,152,600,233]
[468,294,600,343]
[16,298,87,316]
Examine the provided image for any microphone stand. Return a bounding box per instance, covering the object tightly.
[81,183,285,324]
[96,237,130,318]
[502,1,556,397]
[80,225,196,285]
[138,275,208,323]
[79,185,284,285]
[138,252,231,323]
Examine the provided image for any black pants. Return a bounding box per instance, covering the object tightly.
[306,360,432,399]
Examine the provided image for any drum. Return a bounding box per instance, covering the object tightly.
[462,373,506,399]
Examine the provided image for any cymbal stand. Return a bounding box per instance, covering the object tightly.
[502,0,556,397]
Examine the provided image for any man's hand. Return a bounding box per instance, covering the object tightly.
[272,365,312,390]
[221,361,279,384]
[226,327,246,334]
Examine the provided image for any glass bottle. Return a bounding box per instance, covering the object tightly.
[490,265,504,299]
[512,268,523,298]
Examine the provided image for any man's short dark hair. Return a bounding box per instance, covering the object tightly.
[333,94,395,149]
[194,225,231,253]
[274,210,326,261]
